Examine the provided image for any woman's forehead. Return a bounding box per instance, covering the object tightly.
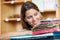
[25,9,38,15]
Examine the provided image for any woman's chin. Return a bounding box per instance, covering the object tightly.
[33,24,38,26]
[31,22,40,26]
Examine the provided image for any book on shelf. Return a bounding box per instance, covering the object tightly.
[10,32,60,40]
[10,33,53,40]
[32,19,60,35]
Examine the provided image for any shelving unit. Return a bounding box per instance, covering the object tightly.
[0,0,1,34]
[56,0,60,18]
[1,0,32,34]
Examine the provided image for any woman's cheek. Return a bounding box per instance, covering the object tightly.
[27,19,33,24]
[36,15,40,21]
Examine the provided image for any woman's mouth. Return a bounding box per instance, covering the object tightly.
[33,22,38,25]
[32,21,40,26]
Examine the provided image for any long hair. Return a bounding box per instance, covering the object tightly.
[21,1,40,30]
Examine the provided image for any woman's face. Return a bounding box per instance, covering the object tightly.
[25,9,42,27]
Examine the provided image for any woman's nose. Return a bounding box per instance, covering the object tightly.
[32,16,36,21]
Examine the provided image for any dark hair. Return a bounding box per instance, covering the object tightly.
[21,1,40,30]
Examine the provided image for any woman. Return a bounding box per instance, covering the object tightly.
[21,1,43,30]
[0,1,43,39]
[21,1,60,35]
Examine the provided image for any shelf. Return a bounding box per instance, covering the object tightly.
[43,9,56,13]
[4,18,21,22]
[3,0,32,4]
[3,1,24,4]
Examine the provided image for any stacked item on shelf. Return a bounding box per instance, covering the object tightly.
[10,32,60,40]
[32,19,60,35]
[10,33,53,40]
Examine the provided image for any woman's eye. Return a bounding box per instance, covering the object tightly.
[27,16,32,19]
[34,13,38,16]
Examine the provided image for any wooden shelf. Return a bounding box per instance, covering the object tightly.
[3,0,32,4]
[4,18,21,22]
[3,1,24,4]
[43,9,56,13]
